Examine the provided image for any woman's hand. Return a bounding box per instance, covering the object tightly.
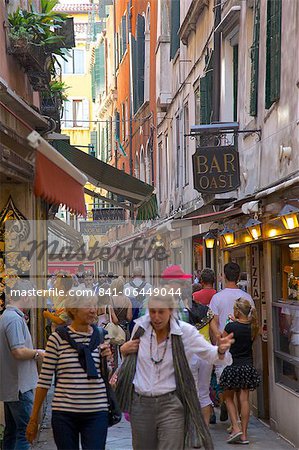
[26,418,38,444]
[217,332,234,359]
[100,343,112,359]
[120,339,140,357]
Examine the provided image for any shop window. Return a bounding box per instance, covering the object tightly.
[272,242,299,393]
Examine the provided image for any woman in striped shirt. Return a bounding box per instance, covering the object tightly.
[26,294,111,450]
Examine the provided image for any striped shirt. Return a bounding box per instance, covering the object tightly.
[37,327,108,413]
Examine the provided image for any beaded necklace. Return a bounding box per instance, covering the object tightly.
[150,327,169,365]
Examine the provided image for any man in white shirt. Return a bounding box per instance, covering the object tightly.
[210,262,255,338]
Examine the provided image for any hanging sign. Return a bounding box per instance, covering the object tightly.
[192,146,240,194]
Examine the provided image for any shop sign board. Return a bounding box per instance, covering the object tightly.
[250,244,260,301]
[192,146,240,194]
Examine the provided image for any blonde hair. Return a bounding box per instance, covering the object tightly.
[65,292,98,320]
[234,298,259,340]
[110,276,125,294]
[148,294,177,310]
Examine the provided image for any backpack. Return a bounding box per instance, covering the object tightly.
[129,280,147,305]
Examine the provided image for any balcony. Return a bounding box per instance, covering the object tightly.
[40,92,62,132]
[8,39,51,91]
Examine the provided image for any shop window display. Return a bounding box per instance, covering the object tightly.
[273,242,299,392]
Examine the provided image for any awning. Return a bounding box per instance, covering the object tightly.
[27,131,87,216]
[184,207,242,223]
[48,217,84,249]
[52,139,158,220]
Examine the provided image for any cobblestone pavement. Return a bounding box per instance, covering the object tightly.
[35,400,296,450]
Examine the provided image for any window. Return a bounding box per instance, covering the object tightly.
[140,146,146,182]
[272,241,299,393]
[183,103,189,186]
[194,87,200,125]
[61,49,85,74]
[175,115,181,188]
[119,14,127,62]
[170,0,180,59]
[265,0,282,109]
[62,99,89,128]
[250,0,261,116]
[233,45,239,122]
[90,131,97,157]
[164,133,169,198]
[135,153,140,178]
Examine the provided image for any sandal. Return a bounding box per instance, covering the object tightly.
[227,431,243,443]
[238,439,250,445]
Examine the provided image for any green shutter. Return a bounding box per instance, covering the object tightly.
[200,51,213,124]
[90,131,97,156]
[92,45,105,101]
[233,45,238,122]
[136,14,145,110]
[250,0,260,116]
[265,0,282,109]
[170,0,180,60]
[115,111,120,139]
[122,15,127,55]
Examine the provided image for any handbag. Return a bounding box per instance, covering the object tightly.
[101,356,122,427]
[104,306,126,346]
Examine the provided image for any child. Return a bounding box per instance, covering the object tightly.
[220,298,260,445]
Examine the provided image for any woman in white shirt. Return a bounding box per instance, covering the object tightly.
[117,295,234,450]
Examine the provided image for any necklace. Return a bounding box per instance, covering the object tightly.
[150,328,169,365]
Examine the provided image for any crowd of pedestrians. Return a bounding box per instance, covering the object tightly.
[0,262,261,450]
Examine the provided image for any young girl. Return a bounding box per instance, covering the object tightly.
[220,298,260,445]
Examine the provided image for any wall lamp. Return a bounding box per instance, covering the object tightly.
[203,231,217,249]
[245,218,262,240]
[220,226,235,245]
[278,204,299,230]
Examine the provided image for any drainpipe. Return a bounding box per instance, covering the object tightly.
[213,0,221,122]
[128,0,133,176]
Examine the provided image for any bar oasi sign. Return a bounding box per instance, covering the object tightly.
[192,146,240,194]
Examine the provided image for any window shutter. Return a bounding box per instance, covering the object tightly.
[73,49,85,74]
[115,111,120,140]
[122,15,127,55]
[233,45,239,122]
[62,100,73,128]
[136,14,145,111]
[82,99,89,128]
[115,32,119,69]
[200,51,214,124]
[119,23,123,60]
[250,0,260,116]
[131,36,138,113]
[90,131,97,157]
[265,0,282,109]
[170,0,180,60]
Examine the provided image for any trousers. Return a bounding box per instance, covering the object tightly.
[3,390,33,450]
[51,410,108,450]
[130,391,185,450]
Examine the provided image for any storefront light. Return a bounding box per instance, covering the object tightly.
[203,231,217,249]
[220,227,235,245]
[278,204,299,230]
[245,218,262,240]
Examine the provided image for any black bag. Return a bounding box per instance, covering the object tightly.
[98,327,122,427]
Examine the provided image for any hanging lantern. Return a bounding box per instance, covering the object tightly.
[220,226,235,246]
[278,204,299,230]
[245,218,262,240]
[203,231,217,249]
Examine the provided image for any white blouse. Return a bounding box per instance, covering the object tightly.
[132,315,232,396]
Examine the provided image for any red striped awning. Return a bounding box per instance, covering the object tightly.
[34,151,86,216]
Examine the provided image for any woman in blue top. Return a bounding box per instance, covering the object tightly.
[220,298,260,445]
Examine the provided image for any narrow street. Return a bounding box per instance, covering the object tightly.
[36,398,295,450]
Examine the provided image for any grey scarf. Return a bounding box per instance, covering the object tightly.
[115,326,214,450]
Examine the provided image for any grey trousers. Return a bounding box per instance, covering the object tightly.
[130,391,185,450]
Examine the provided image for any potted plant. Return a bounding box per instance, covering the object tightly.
[41,81,69,117]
